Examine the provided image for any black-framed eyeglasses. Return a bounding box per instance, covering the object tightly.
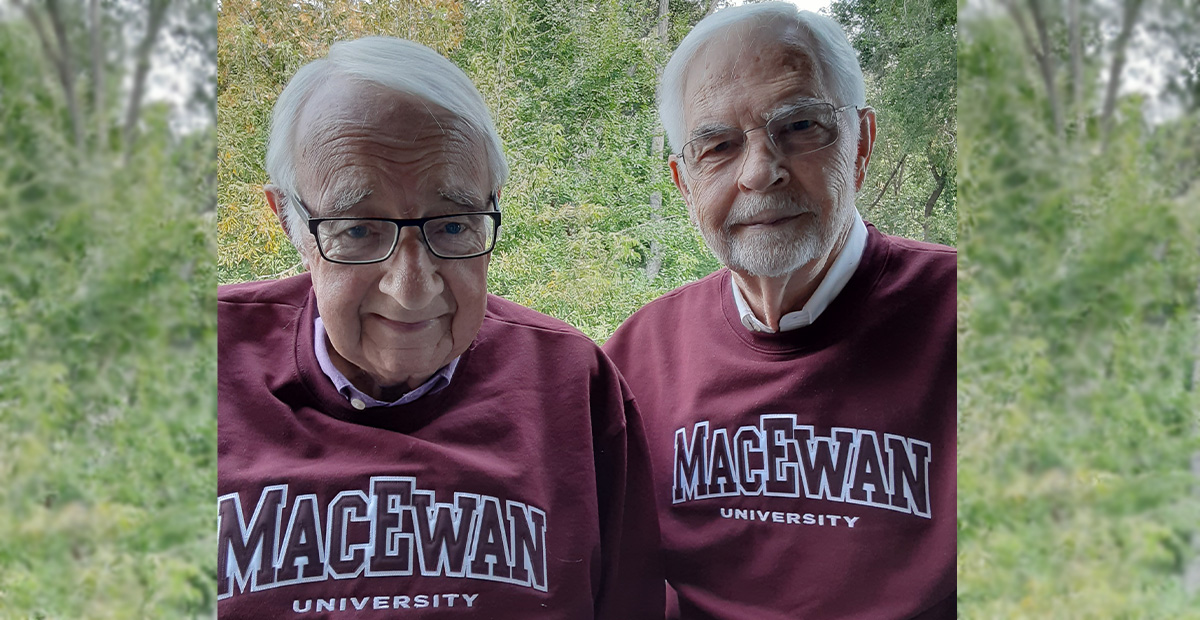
[679,102,857,180]
[291,194,501,264]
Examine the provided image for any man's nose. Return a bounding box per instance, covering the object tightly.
[737,129,790,193]
[378,227,444,310]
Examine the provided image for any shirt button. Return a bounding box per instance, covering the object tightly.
[350,398,366,410]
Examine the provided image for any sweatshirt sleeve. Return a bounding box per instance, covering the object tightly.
[591,355,666,620]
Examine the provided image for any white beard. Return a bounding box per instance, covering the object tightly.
[694,193,850,278]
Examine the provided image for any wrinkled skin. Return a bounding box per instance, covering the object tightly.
[267,78,494,399]
[668,20,876,328]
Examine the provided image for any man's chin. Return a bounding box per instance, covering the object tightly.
[724,233,823,277]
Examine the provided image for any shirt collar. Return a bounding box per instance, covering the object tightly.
[732,211,867,333]
[314,316,458,410]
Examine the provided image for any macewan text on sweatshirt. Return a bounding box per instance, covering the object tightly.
[218,476,549,600]
[673,413,933,519]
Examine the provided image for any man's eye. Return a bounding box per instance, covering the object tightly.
[700,139,735,159]
[442,222,464,235]
[345,225,371,239]
[776,119,815,136]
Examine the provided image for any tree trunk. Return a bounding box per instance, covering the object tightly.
[1100,0,1145,152]
[47,0,84,152]
[123,0,170,164]
[1005,0,1062,141]
[646,0,669,280]
[922,164,946,242]
[90,0,107,154]
[1027,0,1063,140]
[22,0,84,153]
[1068,0,1083,134]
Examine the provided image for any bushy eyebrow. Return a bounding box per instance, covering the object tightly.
[312,186,486,216]
[438,188,487,210]
[325,187,373,215]
[765,97,828,121]
[689,122,738,142]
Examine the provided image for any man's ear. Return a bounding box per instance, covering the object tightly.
[264,184,289,231]
[264,184,310,270]
[854,108,877,192]
[668,154,692,206]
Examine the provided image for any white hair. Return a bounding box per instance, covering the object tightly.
[265,36,509,248]
[658,2,866,156]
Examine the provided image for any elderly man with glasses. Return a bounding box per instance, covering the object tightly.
[602,4,956,619]
[217,37,663,619]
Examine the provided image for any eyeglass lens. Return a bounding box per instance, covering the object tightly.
[683,103,840,176]
[316,214,497,263]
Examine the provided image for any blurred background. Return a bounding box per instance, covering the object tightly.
[0,0,216,616]
[958,0,1200,616]
[2,0,1196,616]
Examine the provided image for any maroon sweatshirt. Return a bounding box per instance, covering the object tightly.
[603,225,956,620]
[218,274,664,619]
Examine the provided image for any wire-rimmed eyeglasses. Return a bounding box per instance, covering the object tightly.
[679,102,856,180]
[291,194,501,264]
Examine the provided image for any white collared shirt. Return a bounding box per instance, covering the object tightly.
[732,212,867,333]
[314,316,458,410]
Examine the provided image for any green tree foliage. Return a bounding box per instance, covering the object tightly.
[958,9,1200,617]
[453,0,718,338]
[0,9,217,619]
[218,0,956,342]
[831,0,957,245]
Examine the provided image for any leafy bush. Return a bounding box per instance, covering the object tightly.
[957,17,1200,618]
[0,20,217,619]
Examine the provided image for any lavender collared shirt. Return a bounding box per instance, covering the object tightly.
[314,317,459,410]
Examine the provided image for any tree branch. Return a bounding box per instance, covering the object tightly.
[1101,0,1145,151]
[922,163,947,242]
[867,153,906,212]
[123,0,171,163]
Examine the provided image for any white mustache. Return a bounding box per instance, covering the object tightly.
[724,195,817,230]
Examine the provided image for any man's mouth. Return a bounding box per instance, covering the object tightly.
[372,314,443,333]
[736,212,807,228]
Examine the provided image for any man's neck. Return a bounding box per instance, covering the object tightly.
[731,224,852,331]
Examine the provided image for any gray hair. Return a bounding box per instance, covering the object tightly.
[658,2,866,156]
[265,36,509,248]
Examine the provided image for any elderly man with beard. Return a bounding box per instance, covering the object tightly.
[602,4,956,619]
[217,37,663,619]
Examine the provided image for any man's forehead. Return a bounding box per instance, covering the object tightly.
[295,78,460,153]
[682,21,824,128]
[292,78,489,212]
